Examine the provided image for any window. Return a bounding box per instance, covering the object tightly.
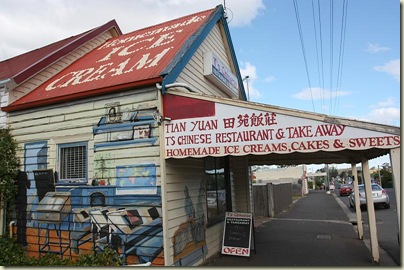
[59,142,87,183]
[205,156,228,225]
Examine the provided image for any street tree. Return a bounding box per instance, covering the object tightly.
[0,128,20,235]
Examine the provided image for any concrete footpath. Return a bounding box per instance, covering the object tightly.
[205,189,398,267]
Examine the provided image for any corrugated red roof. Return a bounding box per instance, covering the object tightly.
[0,35,83,81]
[0,20,122,85]
[4,8,216,112]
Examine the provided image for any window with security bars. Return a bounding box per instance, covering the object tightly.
[59,143,87,182]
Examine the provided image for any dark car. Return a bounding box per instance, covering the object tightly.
[339,184,353,196]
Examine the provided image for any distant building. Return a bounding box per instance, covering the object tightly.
[253,165,308,195]
[254,165,306,184]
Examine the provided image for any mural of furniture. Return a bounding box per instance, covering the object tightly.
[88,207,116,253]
[36,192,71,258]
[33,169,56,203]
[106,207,163,264]
[80,187,114,206]
[70,207,99,254]
[56,186,114,206]
[134,230,164,263]
[89,191,106,207]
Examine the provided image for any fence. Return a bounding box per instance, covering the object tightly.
[253,182,297,217]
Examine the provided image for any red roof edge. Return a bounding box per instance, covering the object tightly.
[12,20,123,85]
[2,76,162,113]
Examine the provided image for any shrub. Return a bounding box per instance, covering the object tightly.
[72,247,124,266]
[0,237,123,266]
[0,237,27,265]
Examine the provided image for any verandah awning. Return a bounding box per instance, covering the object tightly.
[162,91,400,165]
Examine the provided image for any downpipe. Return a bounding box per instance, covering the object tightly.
[9,221,15,238]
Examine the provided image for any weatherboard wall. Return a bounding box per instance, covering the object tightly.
[176,23,237,98]
[160,35,245,263]
[0,91,8,127]
[9,86,167,264]
[161,20,244,265]
[9,87,161,180]
[164,158,208,265]
[161,155,251,265]
[163,157,237,266]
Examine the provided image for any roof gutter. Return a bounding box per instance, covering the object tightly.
[0,78,10,89]
[0,78,17,93]
[156,82,196,93]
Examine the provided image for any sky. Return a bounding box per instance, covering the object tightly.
[0,0,400,170]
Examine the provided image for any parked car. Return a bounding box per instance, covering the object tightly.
[349,184,390,210]
[339,184,353,196]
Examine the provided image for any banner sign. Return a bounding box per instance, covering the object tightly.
[164,95,400,159]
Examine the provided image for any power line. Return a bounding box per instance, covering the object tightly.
[334,0,349,115]
[293,0,348,116]
[329,0,334,114]
[293,0,316,113]
[317,0,326,113]
[311,0,324,112]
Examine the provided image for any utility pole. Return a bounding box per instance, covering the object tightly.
[378,165,382,187]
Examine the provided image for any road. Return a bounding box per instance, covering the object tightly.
[337,187,400,265]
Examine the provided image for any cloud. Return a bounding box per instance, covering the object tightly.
[365,43,390,53]
[374,59,400,81]
[367,107,400,126]
[292,87,351,100]
[0,0,265,60]
[365,97,400,125]
[224,0,265,27]
[353,98,400,126]
[263,76,276,83]
[239,62,262,99]
[369,97,396,108]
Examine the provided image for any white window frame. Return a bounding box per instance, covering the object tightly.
[58,142,88,183]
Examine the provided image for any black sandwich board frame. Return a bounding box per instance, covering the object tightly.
[221,212,256,257]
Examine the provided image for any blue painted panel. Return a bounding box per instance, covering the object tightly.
[24,141,48,227]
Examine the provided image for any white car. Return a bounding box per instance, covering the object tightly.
[349,184,390,210]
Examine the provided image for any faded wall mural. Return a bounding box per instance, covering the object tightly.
[12,107,165,265]
[18,161,163,265]
[172,181,207,266]
[116,164,157,195]
[12,106,209,266]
